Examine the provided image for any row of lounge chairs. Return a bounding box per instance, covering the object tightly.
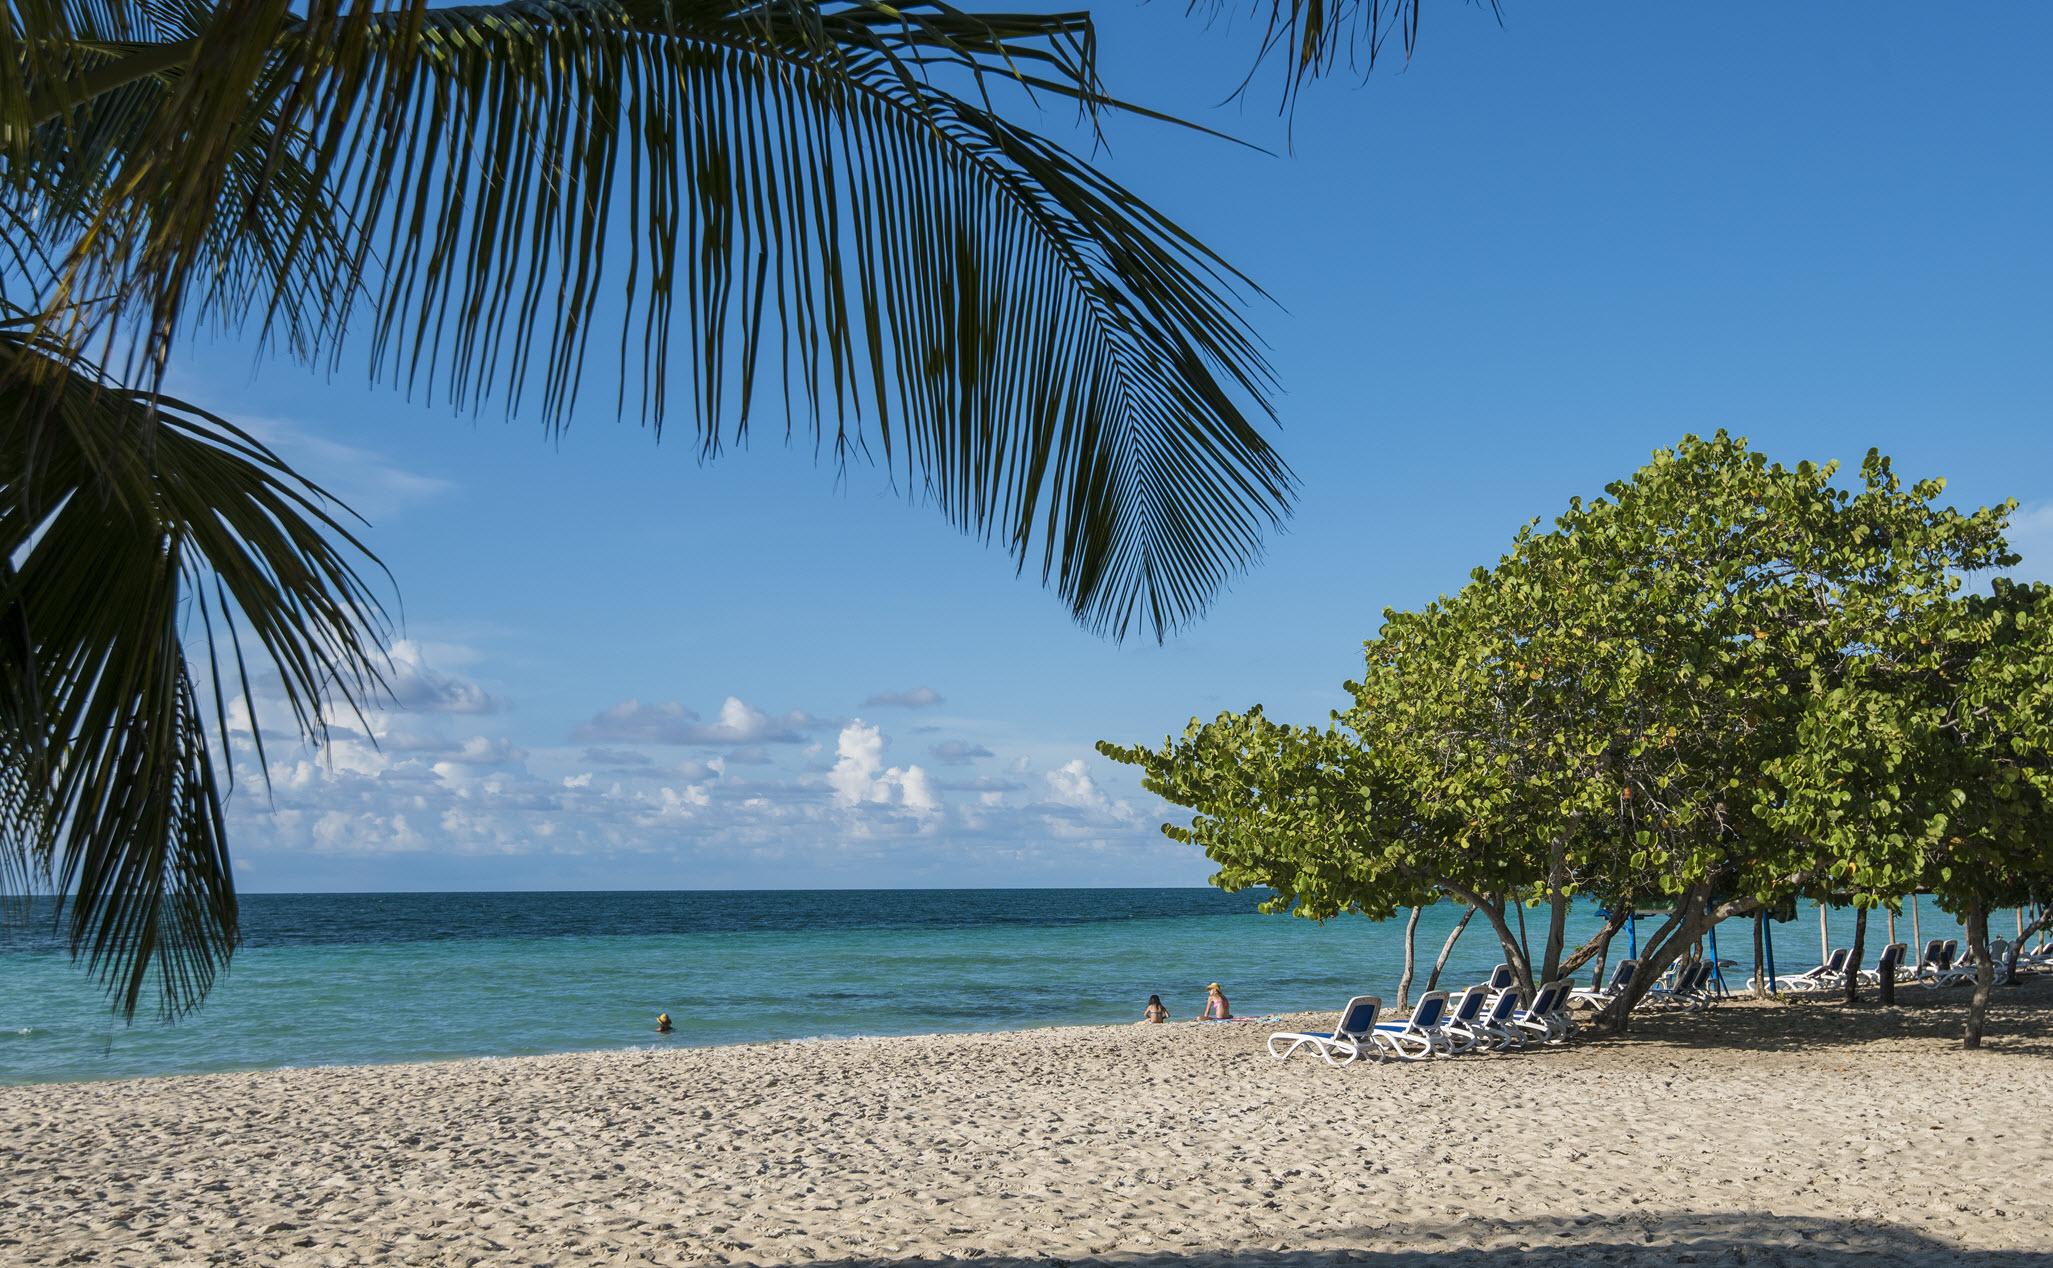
[1267,967,1584,1066]
[1754,936,2053,994]
[1271,932,2053,1067]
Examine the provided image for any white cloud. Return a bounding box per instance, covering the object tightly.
[572,696,824,745]
[826,721,938,817]
[1044,758,1135,821]
[862,686,944,709]
[227,672,1153,870]
[386,640,499,715]
[235,416,452,520]
[928,739,995,766]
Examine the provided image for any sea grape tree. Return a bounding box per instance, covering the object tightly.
[1107,433,2044,1044]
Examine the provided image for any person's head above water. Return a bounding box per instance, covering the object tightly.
[656,1012,672,1032]
[1206,982,1222,993]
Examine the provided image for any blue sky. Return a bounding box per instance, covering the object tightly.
[186,3,2053,891]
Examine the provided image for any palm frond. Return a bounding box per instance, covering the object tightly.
[11,0,1295,639]
[0,320,388,1017]
[1188,0,1499,113]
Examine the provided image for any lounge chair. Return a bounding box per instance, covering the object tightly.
[1778,947,1849,993]
[1267,995,1384,1066]
[1440,984,1494,1054]
[1570,958,1638,1010]
[1908,938,1945,983]
[1513,980,1574,1044]
[1472,985,1527,1050]
[1920,939,1962,985]
[1643,960,1710,1010]
[1486,963,1516,993]
[1371,991,1451,1061]
[1860,942,1906,987]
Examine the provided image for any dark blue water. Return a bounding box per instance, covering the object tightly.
[0,889,1965,1085]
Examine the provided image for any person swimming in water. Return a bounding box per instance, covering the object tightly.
[1139,994,1170,1024]
[656,1013,673,1034]
[1197,983,1231,1020]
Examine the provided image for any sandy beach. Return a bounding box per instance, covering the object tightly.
[5,979,2051,1268]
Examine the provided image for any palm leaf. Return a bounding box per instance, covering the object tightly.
[1187,0,1499,113]
[0,319,388,1017]
[10,0,1295,639]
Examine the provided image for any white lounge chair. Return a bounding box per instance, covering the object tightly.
[1439,984,1494,1054]
[1371,991,1451,1061]
[1908,938,1945,983]
[1471,985,1527,1050]
[1776,947,1850,993]
[1267,995,1384,1066]
[1513,980,1574,1044]
[1570,958,1638,1010]
[1642,960,1710,1011]
[1859,942,1907,987]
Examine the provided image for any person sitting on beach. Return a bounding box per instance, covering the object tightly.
[656,1013,673,1034]
[1139,995,1170,1024]
[1197,983,1231,1020]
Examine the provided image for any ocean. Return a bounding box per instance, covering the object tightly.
[0,888,1973,1085]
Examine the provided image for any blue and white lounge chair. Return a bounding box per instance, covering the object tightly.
[1571,958,1639,1010]
[1267,995,1384,1066]
[1643,960,1709,1010]
[1471,985,1527,1051]
[1776,947,1850,993]
[1439,984,1494,1054]
[1859,942,1906,988]
[1371,991,1450,1061]
[1909,938,1945,983]
[1513,980,1573,1044]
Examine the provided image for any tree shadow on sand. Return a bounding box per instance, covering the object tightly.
[811,1213,2046,1268]
[1607,972,2053,1057]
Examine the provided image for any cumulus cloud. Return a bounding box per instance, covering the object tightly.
[861,686,944,709]
[827,721,938,816]
[1044,758,1135,820]
[385,640,498,715]
[928,739,995,766]
[227,671,1158,872]
[572,696,822,745]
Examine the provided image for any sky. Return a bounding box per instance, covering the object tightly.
[174,3,2053,891]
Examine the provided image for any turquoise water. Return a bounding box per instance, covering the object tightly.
[0,889,1982,1085]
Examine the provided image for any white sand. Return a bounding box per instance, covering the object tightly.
[4,979,2050,1267]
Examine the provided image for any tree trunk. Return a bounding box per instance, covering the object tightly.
[1514,898,1533,980]
[1843,907,1868,1005]
[1395,905,1423,1008]
[1425,906,1476,993]
[1560,906,1629,981]
[1964,900,1994,1050]
[1752,913,1768,1000]
[1540,840,1570,982]
[1462,896,1533,995]
[1593,889,1711,1034]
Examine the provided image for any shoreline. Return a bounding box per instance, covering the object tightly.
[6,979,2048,1266]
[6,973,2045,1093]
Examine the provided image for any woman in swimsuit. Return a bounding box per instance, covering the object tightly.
[1139,995,1170,1024]
[1198,983,1231,1020]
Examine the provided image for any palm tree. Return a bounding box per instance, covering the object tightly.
[1,0,1339,1018]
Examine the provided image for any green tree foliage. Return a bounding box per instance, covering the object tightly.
[1106,433,2053,1045]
